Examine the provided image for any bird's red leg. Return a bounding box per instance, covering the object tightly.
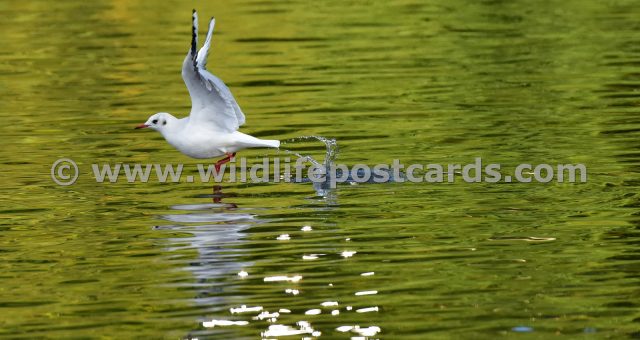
[213,154,237,202]
[214,152,237,173]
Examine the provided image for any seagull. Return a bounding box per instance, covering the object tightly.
[136,10,280,171]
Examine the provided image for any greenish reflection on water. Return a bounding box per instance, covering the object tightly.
[1,0,639,338]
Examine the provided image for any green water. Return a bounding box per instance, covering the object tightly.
[2,0,639,338]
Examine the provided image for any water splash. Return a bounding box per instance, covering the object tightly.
[280,135,338,169]
[279,136,340,197]
[311,136,339,167]
[278,135,398,196]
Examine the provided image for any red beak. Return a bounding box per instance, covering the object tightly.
[135,124,149,129]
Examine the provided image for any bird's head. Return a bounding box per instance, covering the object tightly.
[135,112,174,132]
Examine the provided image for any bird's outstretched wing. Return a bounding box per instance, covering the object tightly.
[182,10,245,132]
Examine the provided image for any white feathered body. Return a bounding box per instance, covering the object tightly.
[159,117,279,159]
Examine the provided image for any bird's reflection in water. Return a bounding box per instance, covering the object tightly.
[154,185,258,306]
[212,185,233,205]
[158,183,381,339]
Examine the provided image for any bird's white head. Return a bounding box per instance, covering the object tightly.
[135,112,176,132]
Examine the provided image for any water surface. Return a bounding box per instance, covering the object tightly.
[1,0,639,338]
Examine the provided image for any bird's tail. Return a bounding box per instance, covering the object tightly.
[235,132,280,149]
[261,139,280,148]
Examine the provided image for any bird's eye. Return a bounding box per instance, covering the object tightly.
[162,120,167,126]
[152,119,158,124]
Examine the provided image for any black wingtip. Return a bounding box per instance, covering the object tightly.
[191,11,197,61]
[192,13,199,72]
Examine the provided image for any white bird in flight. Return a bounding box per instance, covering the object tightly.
[136,10,280,171]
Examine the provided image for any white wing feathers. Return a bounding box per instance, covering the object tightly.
[196,14,214,69]
[182,10,245,132]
